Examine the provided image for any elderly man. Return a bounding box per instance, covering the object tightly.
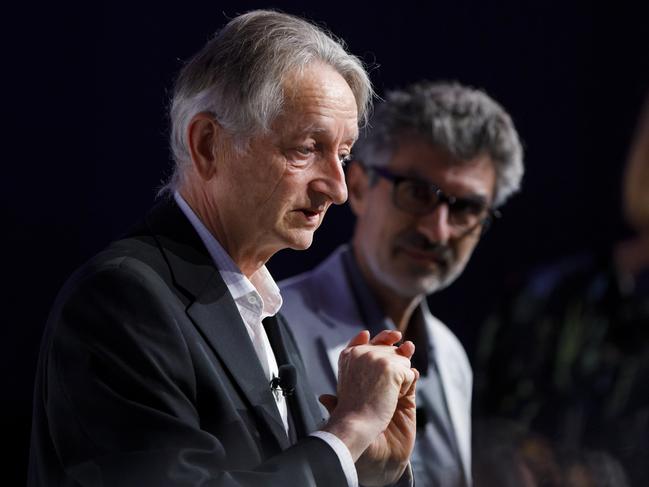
[280,82,524,486]
[28,11,418,487]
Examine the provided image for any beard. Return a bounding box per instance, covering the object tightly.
[385,229,469,297]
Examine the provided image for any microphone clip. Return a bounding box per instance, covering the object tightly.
[270,364,296,397]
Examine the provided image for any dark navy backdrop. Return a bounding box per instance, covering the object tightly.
[4,1,648,484]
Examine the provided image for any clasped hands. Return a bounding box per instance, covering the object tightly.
[321,330,419,486]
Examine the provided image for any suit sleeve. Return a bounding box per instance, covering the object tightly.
[40,259,347,487]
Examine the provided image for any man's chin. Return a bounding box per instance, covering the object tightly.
[420,266,466,294]
[389,269,460,297]
[282,230,315,251]
[399,279,445,298]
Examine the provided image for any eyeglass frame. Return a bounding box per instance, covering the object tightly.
[360,163,501,237]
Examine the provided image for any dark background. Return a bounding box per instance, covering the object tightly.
[4,1,648,484]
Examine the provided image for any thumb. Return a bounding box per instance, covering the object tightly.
[318,394,339,414]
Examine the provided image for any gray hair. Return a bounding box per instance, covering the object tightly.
[163,10,373,192]
[354,81,524,207]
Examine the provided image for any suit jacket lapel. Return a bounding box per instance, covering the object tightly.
[188,283,291,450]
[264,315,323,440]
[426,315,472,483]
[308,247,368,382]
[323,339,347,382]
[139,199,290,451]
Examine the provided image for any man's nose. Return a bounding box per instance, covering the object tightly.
[310,154,348,205]
[416,203,452,244]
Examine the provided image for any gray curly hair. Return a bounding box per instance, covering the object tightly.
[162,10,373,193]
[354,81,524,207]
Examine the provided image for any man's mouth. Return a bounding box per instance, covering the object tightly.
[295,208,323,224]
[400,246,448,266]
[394,232,452,269]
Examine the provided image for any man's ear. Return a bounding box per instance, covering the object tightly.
[347,162,369,217]
[187,112,222,181]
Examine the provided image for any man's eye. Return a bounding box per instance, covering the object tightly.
[451,199,484,216]
[407,183,433,202]
[338,153,352,166]
[295,146,315,156]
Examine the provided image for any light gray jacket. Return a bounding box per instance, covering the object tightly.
[280,245,473,486]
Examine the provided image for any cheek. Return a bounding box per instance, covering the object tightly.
[370,211,408,257]
[452,237,479,263]
[243,150,287,187]
[269,174,312,219]
[247,165,296,211]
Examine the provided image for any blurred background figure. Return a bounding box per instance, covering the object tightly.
[472,419,560,487]
[473,93,649,486]
[473,421,630,487]
[561,449,629,487]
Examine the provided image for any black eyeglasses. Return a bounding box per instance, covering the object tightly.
[365,165,500,236]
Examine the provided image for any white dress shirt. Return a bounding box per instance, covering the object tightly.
[174,192,357,487]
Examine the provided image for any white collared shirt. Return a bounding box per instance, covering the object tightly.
[174,192,357,487]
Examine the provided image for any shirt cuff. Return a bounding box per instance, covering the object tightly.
[310,430,358,487]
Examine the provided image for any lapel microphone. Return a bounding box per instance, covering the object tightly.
[270,364,297,396]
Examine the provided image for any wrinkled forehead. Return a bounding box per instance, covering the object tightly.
[280,62,360,119]
[270,64,360,139]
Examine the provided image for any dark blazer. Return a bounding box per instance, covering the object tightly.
[28,199,347,486]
